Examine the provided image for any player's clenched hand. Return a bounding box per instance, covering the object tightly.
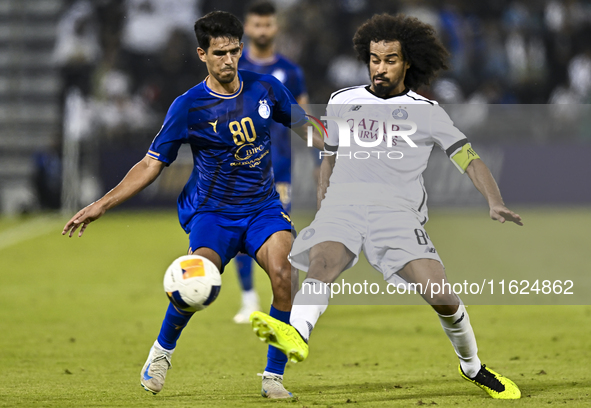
[62,202,106,237]
[490,205,523,226]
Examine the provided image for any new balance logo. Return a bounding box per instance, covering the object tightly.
[424,247,437,253]
[453,312,465,325]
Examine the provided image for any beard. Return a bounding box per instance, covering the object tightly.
[252,35,273,49]
[373,80,397,97]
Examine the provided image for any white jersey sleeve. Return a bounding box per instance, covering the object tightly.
[430,104,467,152]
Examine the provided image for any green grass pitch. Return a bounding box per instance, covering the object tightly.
[0,208,590,407]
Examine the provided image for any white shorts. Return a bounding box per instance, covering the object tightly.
[289,205,443,285]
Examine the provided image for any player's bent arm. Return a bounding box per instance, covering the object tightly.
[317,154,335,210]
[95,155,165,210]
[292,94,323,149]
[62,156,166,237]
[465,159,523,226]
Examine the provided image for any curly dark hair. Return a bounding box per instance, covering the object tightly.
[353,13,449,90]
[194,11,244,51]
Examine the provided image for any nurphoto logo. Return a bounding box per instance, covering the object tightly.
[306,110,418,160]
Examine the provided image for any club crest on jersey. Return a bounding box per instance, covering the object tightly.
[392,108,408,120]
[258,100,271,119]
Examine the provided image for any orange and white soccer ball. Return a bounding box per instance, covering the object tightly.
[163,255,222,312]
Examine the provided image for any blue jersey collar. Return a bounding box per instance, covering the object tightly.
[203,72,243,99]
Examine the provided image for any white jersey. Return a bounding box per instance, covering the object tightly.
[322,85,470,222]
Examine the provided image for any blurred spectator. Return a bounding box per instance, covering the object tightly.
[568,49,591,99]
[400,0,441,32]
[93,70,156,144]
[432,78,465,104]
[141,28,206,114]
[439,1,471,81]
[121,0,199,55]
[53,0,101,97]
[120,0,200,92]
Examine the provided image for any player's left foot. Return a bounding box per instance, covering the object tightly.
[459,364,521,399]
[250,311,309,363]
[259,373,294,399]
[140,345,172,394]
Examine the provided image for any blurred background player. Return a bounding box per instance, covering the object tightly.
[232,0,309,324]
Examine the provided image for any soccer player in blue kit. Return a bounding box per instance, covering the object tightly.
[62,11,322,399]
[232,0,309,324]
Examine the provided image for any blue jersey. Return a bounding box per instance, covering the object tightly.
[239,51,307,183]
[147,70,306,232]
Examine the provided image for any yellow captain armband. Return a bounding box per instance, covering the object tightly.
[450,143,480,174]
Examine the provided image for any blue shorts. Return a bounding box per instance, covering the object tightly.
[187,200,292,272]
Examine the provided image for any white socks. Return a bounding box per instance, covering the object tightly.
[438,303,481,378]
[289,278,330,342]
[154,340,174,355]
[262,371,282,379]
[241,289,259,306]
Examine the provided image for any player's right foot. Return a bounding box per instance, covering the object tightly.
[140,345,172,394]
[259,373,294,399]
[459,364,521,399]
[250,311,309,363]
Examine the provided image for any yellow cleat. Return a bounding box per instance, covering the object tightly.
[459,364,521,399]
[250,311,309,363]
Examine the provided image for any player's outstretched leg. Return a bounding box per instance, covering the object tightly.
[251,311,309,363]
[140,303,193,394]
[233,253,260,324]
[460,364,521,399]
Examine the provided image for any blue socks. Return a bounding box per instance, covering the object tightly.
[235,253,253,291]
[265,306,291,375]
[157,302,194,350]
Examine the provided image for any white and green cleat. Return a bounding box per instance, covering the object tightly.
[250,311,309,363]
[460,364,521,399]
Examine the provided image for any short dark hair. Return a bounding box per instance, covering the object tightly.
[246,0,276,16]
[194,11,244,51]
[353,13,449,90]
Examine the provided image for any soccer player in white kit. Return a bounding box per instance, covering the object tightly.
[250,13,523,400]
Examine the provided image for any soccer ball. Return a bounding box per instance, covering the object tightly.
[163,255,222,312]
